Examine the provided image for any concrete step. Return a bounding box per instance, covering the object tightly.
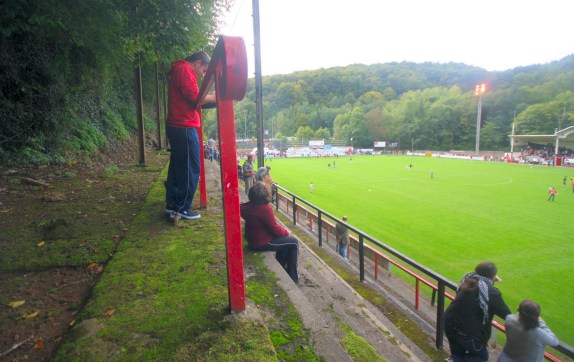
[265,239,432,362]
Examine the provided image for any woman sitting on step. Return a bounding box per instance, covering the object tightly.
[240,182,299,284]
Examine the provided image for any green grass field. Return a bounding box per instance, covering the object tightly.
[266,155,574,347]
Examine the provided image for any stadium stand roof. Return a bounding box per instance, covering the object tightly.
[510,125,574,148]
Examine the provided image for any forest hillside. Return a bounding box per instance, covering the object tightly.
[1,1,572,164]
[205,55,574,151]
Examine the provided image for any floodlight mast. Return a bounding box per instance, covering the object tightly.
[252,0,265,167]
[475,84,486,155]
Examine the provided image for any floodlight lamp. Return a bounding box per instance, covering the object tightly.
[475,83,486,95]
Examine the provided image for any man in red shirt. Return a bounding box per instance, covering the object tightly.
[165,51,216,220]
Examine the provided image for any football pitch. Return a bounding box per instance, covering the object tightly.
[265,155,574,346]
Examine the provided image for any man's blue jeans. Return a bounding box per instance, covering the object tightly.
[339,243,348,259]
[165,126,200,213]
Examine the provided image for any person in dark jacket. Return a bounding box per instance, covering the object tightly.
[444,261,511,362]
[240,182,299,283]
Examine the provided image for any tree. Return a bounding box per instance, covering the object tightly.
[364,107,385,142]
[294,126,315,144]
[341,106,370,148]
[0,0,229,164]
[480,122,505,150]
[314,127,331,140]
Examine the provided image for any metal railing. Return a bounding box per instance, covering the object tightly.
[273,184,574,361]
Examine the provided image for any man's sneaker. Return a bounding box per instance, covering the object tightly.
[177,210,201,220]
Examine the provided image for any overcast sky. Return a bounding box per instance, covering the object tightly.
[221,0,574,77]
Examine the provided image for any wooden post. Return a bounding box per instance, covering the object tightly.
[135,63,146,166]
[154,62,162,149]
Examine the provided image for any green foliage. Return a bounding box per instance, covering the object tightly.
[314,127,331,140]
[2,0,572,163]
[237,55,574,150]
[294,126,315,142]
[516,91,574,134]
[0,0,227,165]
[103,164,119,177]
[102,104,130,140]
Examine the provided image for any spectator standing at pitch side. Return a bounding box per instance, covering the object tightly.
[444,261,511,362]
[498,300,558,362]
[335,216,350,260]
[208,137,215,163]
[165,51,215,220]
[242,154,256,195]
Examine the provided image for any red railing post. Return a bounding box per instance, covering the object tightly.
[197,35,248,313]
[197,125,207,208]
[415,279,420,310]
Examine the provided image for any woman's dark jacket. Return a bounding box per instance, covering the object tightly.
[444,277,511,342]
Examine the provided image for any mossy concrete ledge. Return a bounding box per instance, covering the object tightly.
[53,164,287,361]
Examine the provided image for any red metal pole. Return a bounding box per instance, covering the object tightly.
[415,279,420,310]
[215,87,245,312]
[211,36,248,312]
[197,125,207,208]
